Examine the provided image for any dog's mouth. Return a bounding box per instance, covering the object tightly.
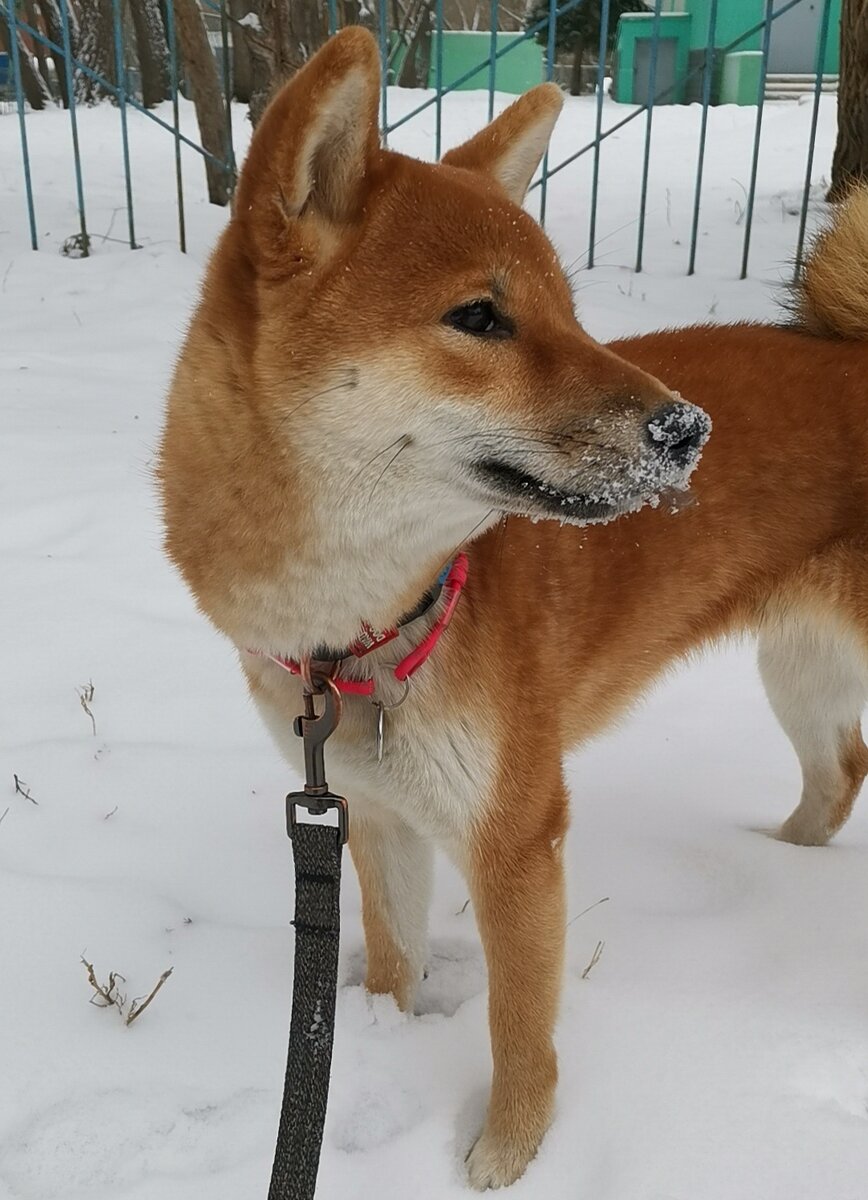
[471,446,701,526]
[473,459,622,522]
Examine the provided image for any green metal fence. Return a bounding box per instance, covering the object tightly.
[0,0,837,280]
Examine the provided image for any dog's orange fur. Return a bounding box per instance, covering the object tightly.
[160,29,868,1190]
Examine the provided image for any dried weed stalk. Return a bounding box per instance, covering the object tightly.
[78,681,97,736]
[81,956,173,1026]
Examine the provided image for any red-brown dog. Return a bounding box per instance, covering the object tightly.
[160,28,868,1189]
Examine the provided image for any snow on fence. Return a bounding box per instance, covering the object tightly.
[1,0,834,281]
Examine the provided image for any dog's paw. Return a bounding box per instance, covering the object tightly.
[465,1129,539,1191]
[775,815,832,847]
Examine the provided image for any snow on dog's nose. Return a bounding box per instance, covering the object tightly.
[645,401,711,469]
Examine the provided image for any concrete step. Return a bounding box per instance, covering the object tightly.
[766,72,839,84]
[764,73,838,100]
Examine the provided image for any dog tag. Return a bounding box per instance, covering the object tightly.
[375,702,385,763]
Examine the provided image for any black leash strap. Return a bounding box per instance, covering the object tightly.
[268,675,348,1200]
[268,819,343,1200]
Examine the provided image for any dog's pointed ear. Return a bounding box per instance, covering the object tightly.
[442,83,563,205]
[236,27,380,236]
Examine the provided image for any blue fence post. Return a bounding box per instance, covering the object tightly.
[587,0,610,269]
[740,0,774,280]
[59,0,89,256]
[538,0,558,226]
[112,0,137,249]
[687,0,717,276]
[794,0,832,280]
[378,0,388,145]
[488,0,498,122]
[327,0,338,36]
[4,0,38,249]
[220,0,236,202]
[164,0,187,253]
[635,0,662,273]
[435,0,444,160]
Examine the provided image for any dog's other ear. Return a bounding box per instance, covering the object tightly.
[236,28,380,243]
[442,83,563,205]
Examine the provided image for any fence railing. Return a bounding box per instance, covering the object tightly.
[1,0,836,282]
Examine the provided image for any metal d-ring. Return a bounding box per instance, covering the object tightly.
[378,672,411,711]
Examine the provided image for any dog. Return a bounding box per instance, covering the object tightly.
[159,27,868,1190]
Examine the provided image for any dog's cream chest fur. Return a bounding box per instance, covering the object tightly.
[245,655,494,857]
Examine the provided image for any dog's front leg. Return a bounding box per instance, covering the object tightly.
[466,780,568,1190]
[350,804,433,1012]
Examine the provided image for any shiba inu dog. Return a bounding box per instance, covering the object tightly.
[159,28,868,1189]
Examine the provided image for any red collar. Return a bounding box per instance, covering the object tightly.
[252,553,469,698]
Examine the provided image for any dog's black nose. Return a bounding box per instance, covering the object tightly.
[645,402,709,465]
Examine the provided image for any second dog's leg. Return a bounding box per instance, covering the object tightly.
[350,805,433,1012]
[466,776,568,1190]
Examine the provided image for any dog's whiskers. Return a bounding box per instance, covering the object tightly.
[338,434,411,504]
[367,435,413,503]
[276,372,358,427]
[444,508,497,565]
[433,426,562,447]
[436,430,609,455]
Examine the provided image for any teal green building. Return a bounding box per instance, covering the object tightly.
[613,0,841,106]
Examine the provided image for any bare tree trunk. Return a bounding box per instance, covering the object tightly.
[0,19,52,107]
[395,0,434,88]
[569,34,585,95]
[172,0,231,205]
[25,0,53,92]
[76,0,116,102]
[240,0,329,126]
[36,0,71,106]
[229,0,252,101]
[129,0,170,107]
[830,0,868,200]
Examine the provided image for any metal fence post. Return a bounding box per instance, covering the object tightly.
[220,0,236,204]
[635,0,662,273]
[59,0,89,256]
[587,0,610,269]
[434,0,444,160]
[794,0,833,280]
[538,0,558,226]
[164,0,187,254]
[487,0,498,123]
[4,0,38,249]
[687,0,718,276]
[740,0,774,280]
[378,0,388,145]
[112,0,137,249]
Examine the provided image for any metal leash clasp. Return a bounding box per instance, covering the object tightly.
[286,666,349,845]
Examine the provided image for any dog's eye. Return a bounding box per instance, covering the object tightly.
[445,300,512,339]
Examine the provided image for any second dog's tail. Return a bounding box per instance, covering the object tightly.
[793,185,868,339]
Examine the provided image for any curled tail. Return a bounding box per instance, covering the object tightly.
[793,186,868,339]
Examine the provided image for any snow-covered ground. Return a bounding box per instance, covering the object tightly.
[2,87,867,1200]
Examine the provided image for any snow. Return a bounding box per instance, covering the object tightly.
[2,86,867,1200]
